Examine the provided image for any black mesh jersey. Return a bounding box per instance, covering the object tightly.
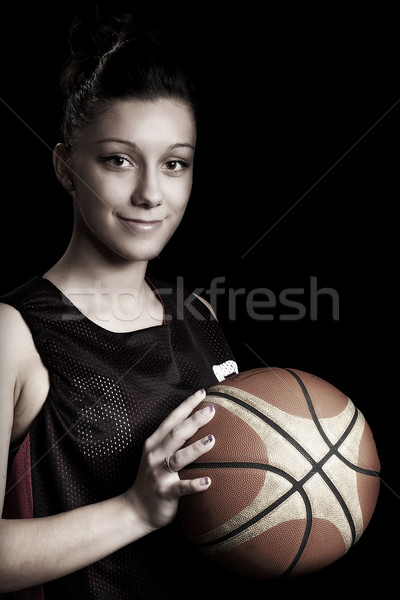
[1,275,239,600]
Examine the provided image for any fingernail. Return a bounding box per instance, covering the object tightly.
[194,388,206,399]
[200,477,210,486]
[202,434,214,446]
[201,403,214,414]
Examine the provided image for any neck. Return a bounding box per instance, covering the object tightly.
[44,230,149,294]
[42,235,164,333]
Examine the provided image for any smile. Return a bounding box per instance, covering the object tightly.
[118,217,164,233]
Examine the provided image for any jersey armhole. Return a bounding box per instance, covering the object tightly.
[193,294,218,320]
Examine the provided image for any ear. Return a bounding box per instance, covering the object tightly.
[53,143,74,192]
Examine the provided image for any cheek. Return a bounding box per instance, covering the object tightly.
[72,157,123,207]
[74,173,122,216]
[72,184,118,241]
[74,191,107,227]
[167,178,192,215]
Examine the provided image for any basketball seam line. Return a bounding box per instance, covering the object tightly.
[183,378,380,575]
[284,369,333,447]
[207,389,379,480]
[206,390,358,543]
[186,459,354,549]
[283,369,379,478]
[186,463,313,576]
[191,387,378,555]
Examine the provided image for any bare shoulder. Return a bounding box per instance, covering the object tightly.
[193,294,217,320]
[0,303,26,491]
[0,302,35,409]
[0,302,30,362]
[0,303,23,382]
[0,302,49,442]
[0,302,37,368]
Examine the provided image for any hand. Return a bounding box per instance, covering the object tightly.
[123,389,215,532]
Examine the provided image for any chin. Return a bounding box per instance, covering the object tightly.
[120,243,167,263]
[111,225,181,263]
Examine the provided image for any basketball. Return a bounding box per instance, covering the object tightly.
[178,367,380,579]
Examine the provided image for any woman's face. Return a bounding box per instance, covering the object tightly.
[65,98,196,262]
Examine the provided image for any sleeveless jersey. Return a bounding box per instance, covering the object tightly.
[1,275,238,599]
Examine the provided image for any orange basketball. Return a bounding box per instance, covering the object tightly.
[178,367,380,579]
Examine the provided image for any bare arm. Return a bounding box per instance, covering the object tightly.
[0,304,215,593]
[0,493,151,592]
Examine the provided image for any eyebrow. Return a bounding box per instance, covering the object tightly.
[95,138,195,151]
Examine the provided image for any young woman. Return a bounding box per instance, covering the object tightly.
[0,7,238,598]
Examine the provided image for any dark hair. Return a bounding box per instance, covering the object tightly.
[59,4,198,148]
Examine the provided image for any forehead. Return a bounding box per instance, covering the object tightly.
[79,98,196,148]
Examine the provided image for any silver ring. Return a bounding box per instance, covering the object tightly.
[163,455,175,473]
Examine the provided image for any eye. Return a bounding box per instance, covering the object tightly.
[163,159,190,174]
[101,155,132,168]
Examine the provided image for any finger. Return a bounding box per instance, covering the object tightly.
[168,433,215,473]
[172,475,212,497]
[147,389,207,447]
[162,403,215,458]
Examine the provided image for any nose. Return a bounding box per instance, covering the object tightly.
[131,166,163,208]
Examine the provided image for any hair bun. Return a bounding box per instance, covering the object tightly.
[69,4,133,57]
[61,3,134,94]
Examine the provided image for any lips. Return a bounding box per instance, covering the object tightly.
[118,217,163,233]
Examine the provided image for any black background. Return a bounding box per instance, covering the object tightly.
[1,2,399,595]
